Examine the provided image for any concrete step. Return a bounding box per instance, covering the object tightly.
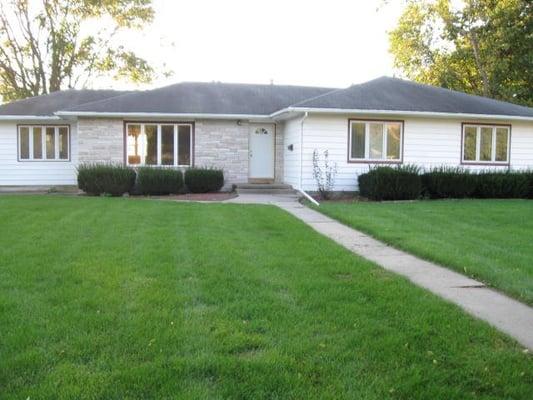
[235,183,296,195]
[235,183,292,190]
[236,188,297,195]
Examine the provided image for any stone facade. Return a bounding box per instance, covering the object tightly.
[194,119,250,184]
[78,118,123,163]
[76,117,284,186]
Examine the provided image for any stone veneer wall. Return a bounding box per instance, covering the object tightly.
[78,118,124,163]
[77,118,284,186]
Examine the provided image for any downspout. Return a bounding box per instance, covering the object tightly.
[297,112,319,206]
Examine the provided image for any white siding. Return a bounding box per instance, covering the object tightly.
[282,116,303,187]
[0,120,78,186]
[298,114,533,191]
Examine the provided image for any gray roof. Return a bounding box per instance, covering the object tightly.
[0,89,132,116]
[63,82,336,115]
[1,77,532,118]
[292,76,533,117]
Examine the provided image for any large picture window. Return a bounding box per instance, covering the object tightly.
[18,125,70,161]
[126,123,193,167]
[349,120,403,162]
[462,124,510,164]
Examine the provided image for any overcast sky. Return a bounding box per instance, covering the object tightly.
[107,0,405,90]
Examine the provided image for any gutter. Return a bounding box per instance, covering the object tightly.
[54,111,273,121]
[296,111,320,205]
[0,115,61,121]
[270,107,533,122]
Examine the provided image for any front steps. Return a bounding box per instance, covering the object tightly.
[235,183,296,195]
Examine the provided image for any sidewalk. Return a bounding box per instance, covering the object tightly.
[229,194,533,350]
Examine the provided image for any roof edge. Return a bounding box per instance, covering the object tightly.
[55,111,273,120]
[273,107,533,122]
[0,115,62,121]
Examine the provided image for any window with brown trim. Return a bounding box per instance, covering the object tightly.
[348,120,403,162]
[18,125,70,161]
[126,123,193,167]
[462,124,510,164]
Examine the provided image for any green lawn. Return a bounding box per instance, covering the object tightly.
[315,199,533,305]
[0,196,532,399]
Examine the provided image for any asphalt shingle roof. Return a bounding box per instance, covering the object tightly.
[63,82,336,115]
[0,89,132,116]
[292,77,533,118]
[1,77,532,118]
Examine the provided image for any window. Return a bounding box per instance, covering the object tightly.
[349,120,403,162]
[126,123,193,167]
[18,125,70,161]
[462,124,510,164]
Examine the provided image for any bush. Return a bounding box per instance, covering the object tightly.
[358,165,422,201]
[525,171,533,199]
[422,167,477,199]
[184,168,224,193]
[137,167,183,195]
[473,171,529,198]
[77,163,136,196]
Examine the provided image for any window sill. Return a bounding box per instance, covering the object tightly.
[347,159,403,164]
[460,161,510,167]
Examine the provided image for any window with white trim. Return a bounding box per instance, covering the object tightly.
[349,120,403,162]
[18,125,69,161]
[126,123,193,167]
[462,124,510,164]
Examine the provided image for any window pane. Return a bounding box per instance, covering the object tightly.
[480,127,492,161]
[178,125,191,165]
[350,122,365,159]
[161,125,174,165]
[463,126,477,161]
[386,123,401,160]
[144,125,158,165]
[127,125,141,165]
[33,127,43,159]
[495,128,509,162]
[58,127,68,159]
[20,127,30,159]
[46,127,55,159]
[369,123,383,159]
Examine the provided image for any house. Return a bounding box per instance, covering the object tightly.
[1,76,533,192]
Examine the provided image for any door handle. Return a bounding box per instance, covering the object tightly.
[249,150,253,158]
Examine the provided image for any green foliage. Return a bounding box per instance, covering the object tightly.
[137,167,184,195]
[358,165,422,201]
[0,0,158,102]
[422,167,477,198]
[184,168,224,193]
[474,171,529,198]
[316,199,533,304]
[389,0,533,106]
[77,163,135,196]
[1,196,532,397]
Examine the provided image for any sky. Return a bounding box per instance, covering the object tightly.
[108,0,406,90]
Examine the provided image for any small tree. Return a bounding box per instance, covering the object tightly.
[312,149,337,200]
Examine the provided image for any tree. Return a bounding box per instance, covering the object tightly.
[389,0,533,106]
[0,0,159,102]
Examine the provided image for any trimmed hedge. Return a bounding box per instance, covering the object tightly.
[358,165,422,201]
[77,163,136,196]
[422,167,477,199]
[137,167,183,195]
[184,168,224,193]
[359,166,533,201]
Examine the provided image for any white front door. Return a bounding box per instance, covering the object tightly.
[249,124,275,180]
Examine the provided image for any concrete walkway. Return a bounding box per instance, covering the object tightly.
[228,194,533,350]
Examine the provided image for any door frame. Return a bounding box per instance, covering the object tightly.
[248,123,276,182]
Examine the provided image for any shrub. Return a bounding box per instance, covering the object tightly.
[137,167,184,195]
[312,149,337,200]
[473,171,529,198]
[358,165,422,201]
[525,171,533,199]
[184,168,224,193]
[422,167,477,199]
[77,163,136,196]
